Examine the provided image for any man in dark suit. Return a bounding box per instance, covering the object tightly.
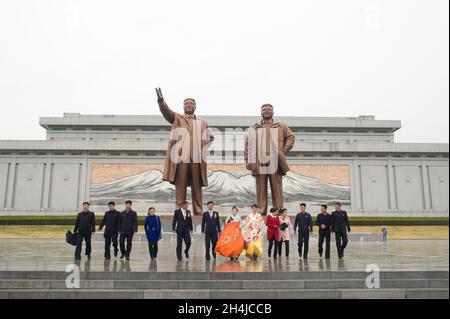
[331,202,351,259]
[74,202,96,260]
[316,204,332,259]
[98,201,121,259]
[172,200,193,261]
[294,203,313,259]
[201,201,221,260]
[118,200,138,261]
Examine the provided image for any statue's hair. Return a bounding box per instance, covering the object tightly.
[184,98,196,103]
[261,103,273,109]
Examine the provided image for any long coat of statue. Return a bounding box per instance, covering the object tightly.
[158,99,214,187]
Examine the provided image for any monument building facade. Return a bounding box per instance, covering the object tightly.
[0,113,448,215]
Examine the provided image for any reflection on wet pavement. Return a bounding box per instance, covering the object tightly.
[0,238,448,272]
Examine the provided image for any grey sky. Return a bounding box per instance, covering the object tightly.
[0,0,448,143]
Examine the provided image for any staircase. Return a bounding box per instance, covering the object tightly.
[0,270,447,299]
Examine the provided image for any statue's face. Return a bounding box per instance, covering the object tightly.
[261,104,274,120]
[183,99,196,115]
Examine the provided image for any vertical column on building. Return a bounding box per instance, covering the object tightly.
[40,157,53,212]
[78,156,89,205]
[420,161,432,210]
[349,160,357,213]
[387,160,398,211]
[5,157,17,209]
[352,159,363,212]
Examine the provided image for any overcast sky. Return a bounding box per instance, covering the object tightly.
[0,0,448,143]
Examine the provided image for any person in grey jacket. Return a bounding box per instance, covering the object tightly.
[331,202,351,259]
[118,200,138,261]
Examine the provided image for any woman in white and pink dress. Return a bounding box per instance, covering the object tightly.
[278,208,294,258]
[241,204,265,260]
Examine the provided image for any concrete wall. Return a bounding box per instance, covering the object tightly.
[0,155,448,215]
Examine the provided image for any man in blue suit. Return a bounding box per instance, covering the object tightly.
[201,201,221,260]
[294,203,313,259]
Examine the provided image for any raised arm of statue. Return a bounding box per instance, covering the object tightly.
[155,87,176,124]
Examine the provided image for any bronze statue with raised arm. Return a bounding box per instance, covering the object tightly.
[244,104,295,215]
[155,88,214,215]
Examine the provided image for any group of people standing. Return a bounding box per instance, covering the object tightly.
[73,200,154,261]
[260,202,351,260]
[72,200,351,262]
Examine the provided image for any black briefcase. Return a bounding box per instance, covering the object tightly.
[66,230,78,246]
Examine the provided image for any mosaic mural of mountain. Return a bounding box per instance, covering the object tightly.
[90,167,351,211]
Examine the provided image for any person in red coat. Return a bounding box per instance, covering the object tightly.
[266,207,281,259]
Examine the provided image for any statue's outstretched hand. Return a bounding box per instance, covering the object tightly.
[155,87,164,103]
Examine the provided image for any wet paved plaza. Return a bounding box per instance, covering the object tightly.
[0,238,448,273]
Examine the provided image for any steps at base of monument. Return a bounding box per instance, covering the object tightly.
[0,288,448,299]
[0,270,448,280]
[0,279,448,290]
[0,271,448,299]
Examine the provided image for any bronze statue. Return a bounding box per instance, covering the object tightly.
[244,104,295,215]
[155,88,214,215]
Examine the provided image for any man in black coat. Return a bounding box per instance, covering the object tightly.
[331,202,351,259]
[201,201,221,260]
[98,201,121,259]
[118,200,138,261]
[172,200,193,261]
[294,203,313,259]
[74,202,96,260]
[316,204,332,259]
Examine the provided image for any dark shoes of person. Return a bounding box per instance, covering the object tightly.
[213,253,216,259]
[87,255,91,260]
[185,252,190,259]
[126,256,130,261]
[74,256,81,260]
[105,256,111,260]
[120,254,125,260]
[206,255,211,261]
